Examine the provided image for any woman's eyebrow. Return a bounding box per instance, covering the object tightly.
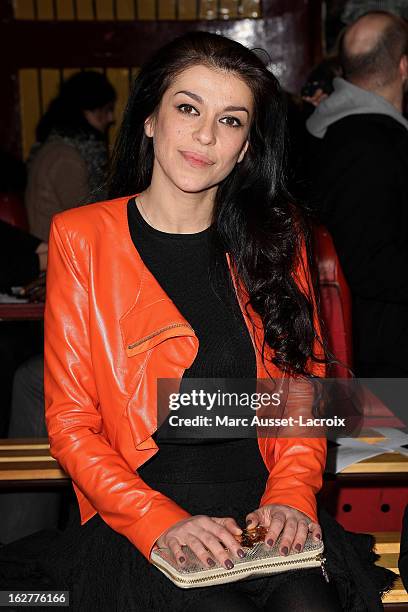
[174,90,249,115]
[223,105,249,115]
[174,90,203,103]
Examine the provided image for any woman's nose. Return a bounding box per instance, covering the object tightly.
[193,118,216,145]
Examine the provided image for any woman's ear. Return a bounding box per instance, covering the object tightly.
[144,115,155,138]
[237,140,249,164]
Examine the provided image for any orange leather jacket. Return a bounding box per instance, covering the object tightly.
[44,195,327,562]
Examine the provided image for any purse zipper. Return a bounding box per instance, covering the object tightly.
[320,555,330,583]
[128,322,194,350]
[159,551,328,586]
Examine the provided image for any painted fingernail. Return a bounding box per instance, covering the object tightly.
[237,549,245,558]
[246,519,253,526]
[225,559,234,570]
[295,543,302,552]
[267,539,274,547]
[207,558,215,567]
[315,533,321,540]
[281,546,289,556]
[179,556,185,563]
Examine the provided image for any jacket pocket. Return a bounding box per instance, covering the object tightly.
[120,298,196,357]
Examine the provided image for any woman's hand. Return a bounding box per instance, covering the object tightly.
[302,88,328,107]
[245,504,321,556]
[154,515,246,570]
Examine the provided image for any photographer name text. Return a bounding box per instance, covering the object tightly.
[167,415,346,427]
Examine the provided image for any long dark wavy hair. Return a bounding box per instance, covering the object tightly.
[108,31,326,377]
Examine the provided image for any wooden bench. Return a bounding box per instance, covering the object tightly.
[1,437,407,486]
[374,532,408,610]
[338,452,408,480]
[0,438,68,487]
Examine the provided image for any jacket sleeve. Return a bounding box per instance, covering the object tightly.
[44,215,191,561]
[259,236,327,523]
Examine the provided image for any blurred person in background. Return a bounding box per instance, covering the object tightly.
[286,56,342,201]
[26,70,116,241]
[0,353,60,546]
[0,221,51,545]
[0,70,116,538]
[307,11,408,381]
[0,221,46,435]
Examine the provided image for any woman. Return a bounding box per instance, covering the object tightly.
[25,70,116,241]
[2,32,394,611]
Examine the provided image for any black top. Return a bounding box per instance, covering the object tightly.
[127,197,263,481]
[127,197,256,380]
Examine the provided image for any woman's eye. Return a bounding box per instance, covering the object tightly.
[220,116,242,128]
[177,104,199,115]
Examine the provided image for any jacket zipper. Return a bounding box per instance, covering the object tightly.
[158,552,328,586]
[128,322,194,350]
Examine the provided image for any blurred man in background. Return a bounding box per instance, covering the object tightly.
[307,11,408,379]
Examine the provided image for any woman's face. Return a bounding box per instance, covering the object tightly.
[84,102,115,133]
[144,64,253,194]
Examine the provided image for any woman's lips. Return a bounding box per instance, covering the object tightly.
[180,151,214,168]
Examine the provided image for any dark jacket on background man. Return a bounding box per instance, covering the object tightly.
[307,78,408,375]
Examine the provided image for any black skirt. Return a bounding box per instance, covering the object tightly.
[0,441,397,612]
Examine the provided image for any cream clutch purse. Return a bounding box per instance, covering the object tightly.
[150,526,327,589]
